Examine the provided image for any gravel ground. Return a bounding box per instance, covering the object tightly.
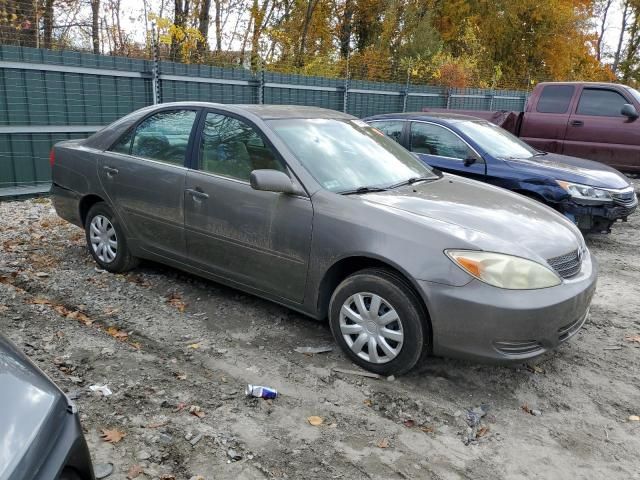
[1,182,640,480]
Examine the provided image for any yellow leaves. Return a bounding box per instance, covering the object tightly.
[307,416,323,426]
[106,326,129,341]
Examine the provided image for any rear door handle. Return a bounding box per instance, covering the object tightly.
[570,120,584,127]
[186,188,209,200]
[103,166,119,175]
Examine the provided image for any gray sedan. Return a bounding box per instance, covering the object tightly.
[51,103,597,375]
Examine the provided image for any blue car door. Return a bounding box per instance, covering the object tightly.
[408,121,486,179]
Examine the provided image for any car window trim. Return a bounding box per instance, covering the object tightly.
[575,86,633,117]
[105,106,202,168]
[104,150,191,171]
[409,120,485,163]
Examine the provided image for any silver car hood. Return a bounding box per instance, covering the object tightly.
[0,335,68,478]
[361,174,582,261]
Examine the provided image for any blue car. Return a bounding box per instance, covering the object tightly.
[364,112,638,233]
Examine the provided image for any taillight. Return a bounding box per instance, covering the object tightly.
[49,149,55,167]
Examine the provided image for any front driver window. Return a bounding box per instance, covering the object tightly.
[129,110,197,166]
[410,122,473,160]
[199,112,285,181]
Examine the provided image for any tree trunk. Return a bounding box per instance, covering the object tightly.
[295,0,320,67]
[43,0,54,49]
[214,0,222,51]
[197,0,212,55]
[170,0,190,61]
[250,0,269,70]
[339,0,353,59]
[613,0,630,73]
[595,0,613,62]
[91,0,100,54]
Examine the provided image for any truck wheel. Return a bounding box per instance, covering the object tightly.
[329,268,428,376]
[84,202,138,273]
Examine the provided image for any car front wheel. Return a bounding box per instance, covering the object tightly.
[329,268,428,376]
[84,202,138,273]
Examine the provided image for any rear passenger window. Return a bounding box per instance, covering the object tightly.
[369,120,404,143]
[536,85,575,114]
[129,110,197,165]
[576,89,629,116]
[199,112,285,181]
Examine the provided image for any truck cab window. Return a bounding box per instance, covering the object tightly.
[536,85,575,114]
[576,89,629,117]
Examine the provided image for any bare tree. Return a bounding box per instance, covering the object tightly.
[295,0,320,67]
[613,0,631,73]
[595,0,613,61]
[91,0,100,54]
[42,0,54,49]
[197,0,212,55]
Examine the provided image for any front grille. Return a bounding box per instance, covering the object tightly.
[558,310,589,342]
[547,249,582,279]
[493,340,544,356]
[611,188,637,207]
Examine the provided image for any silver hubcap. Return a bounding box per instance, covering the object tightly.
[89,215,117,264]
[339,292,404,364]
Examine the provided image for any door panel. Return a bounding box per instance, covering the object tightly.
[563,87,640,169]
[184,171,313,302]
[97,108,198,260]
[520,84,574,153]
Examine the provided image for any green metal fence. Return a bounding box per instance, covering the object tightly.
[0,45,529,196]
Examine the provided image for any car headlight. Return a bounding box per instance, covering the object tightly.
[446,250,561,290]
[556,180,613,202]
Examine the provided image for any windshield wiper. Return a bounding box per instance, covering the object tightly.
[387,176,434,189]
[340,186,389,195]
[533,151,548,156]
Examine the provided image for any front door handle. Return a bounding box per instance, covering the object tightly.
[570,120,584,127]
[186,188,209,200]
[103,166,119,176]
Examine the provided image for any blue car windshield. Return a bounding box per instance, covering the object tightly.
[454,120,538,159]
[268,118,437,193]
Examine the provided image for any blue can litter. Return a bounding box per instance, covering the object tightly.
[246,384,278,399]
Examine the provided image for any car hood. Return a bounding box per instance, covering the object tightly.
[0,335,68,478]
[361,174,583,262]
[504,153,631,189]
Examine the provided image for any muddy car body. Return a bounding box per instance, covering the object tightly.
[51,103,597,374]
[0,334,95,480]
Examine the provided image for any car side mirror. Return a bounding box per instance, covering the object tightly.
[463,157,477,167]
[250,169,300,195]
[621,103,639,119]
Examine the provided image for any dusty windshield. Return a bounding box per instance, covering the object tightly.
[268,118,437,193]
[454,120,539,159]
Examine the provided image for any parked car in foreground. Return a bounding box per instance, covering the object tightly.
[0,334,95,480]
[51,103,597,374]
[423,81,640,172]
[366,112,637,233]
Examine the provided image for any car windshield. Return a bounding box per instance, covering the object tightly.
[268,118,437,193]
[454,120,538,159]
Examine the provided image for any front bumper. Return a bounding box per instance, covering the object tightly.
[419,253,598,362]
[561,196,637,233]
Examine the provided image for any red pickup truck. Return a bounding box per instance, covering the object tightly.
[425,82,640,172]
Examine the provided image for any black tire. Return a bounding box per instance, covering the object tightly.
[329,268,429,376]
[84,202,138,273]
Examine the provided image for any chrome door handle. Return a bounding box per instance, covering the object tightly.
[570,120,584,127]
[186,188,209,200]
[103,166,119,176]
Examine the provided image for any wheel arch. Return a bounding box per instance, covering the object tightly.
[316,255,433,345]
[78,194,107,226]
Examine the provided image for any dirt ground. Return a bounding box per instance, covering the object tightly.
[1,181,640,480]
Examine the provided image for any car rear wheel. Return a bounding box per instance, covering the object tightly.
[85,202,138,273]
[329,268,428,376]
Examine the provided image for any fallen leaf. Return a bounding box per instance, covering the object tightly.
[624,334,640,344]
[376,438,389,448]
[629,415,640,421]
[174,373,187,380]
[31,297,52,305]
[100,428,126,443]
[127,464,144,479]
[106,326,129,340]
[307,416,324,426]
[521,404,532,415]
[363,399,372,407]
[0,305,8,314]
[104,307,120,316]
[403,419,416,428]
[526,364,545,374]
[420,425,435,433]
[189,405,205,418]
[160,476,176,480]
[188,343,200,349]
[166,293,186,312]
[476,426,490,438]
[67,310,92,326]
[130,341,142,350]
[174,402,187,412]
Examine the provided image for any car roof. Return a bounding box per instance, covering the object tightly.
[365,112,485,123]
[150,102,355,120]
